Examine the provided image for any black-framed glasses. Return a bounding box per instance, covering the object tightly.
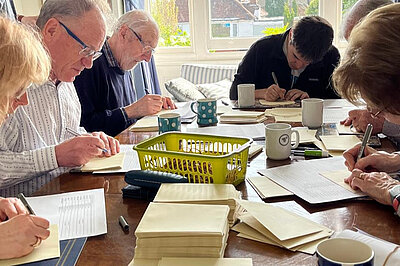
[127,27,155,56]
[58,21,102,60]
[367,105,384,118]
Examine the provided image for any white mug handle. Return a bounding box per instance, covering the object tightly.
[291,129,300,149]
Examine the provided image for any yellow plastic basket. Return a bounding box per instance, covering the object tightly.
[133,132,253,186]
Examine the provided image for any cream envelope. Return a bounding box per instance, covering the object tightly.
[259,99,295,106]
[320,169,365,194]
[237,200,324,241]
[232,222,282,247]
[294,128,318,143]
[81,152,125,172]
[158,257,253,266]
[336,124,357,134]
[247,176,293,199]
[239,213,332,249]
[135,203,229,238]
[265,108,302,123]
[0,224,60,266]
[320,135,361,151]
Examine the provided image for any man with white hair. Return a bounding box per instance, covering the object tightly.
[0,0,120,197]
[74,10,175,137]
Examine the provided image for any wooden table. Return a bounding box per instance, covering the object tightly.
[35,129,400,266]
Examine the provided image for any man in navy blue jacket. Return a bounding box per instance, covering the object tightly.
[74,10,175,136]
[230,16,340,102]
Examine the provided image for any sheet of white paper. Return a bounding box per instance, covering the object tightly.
[93,144,140,174]
[336,229,400,266]
[28,188,107,240]
[174,102,196,119]
[258,157,363,204]
[323,107,355,123]
[323,99,356,109]
[186,123,265,140]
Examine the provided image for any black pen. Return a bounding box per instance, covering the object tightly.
[65,127,109,153]
[18,193,36,215]
[119,215,129,231]
[357,124,373,161]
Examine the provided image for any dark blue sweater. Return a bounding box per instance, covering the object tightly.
[74,48,136,137]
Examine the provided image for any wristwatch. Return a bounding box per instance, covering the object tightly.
[389,185,400,212]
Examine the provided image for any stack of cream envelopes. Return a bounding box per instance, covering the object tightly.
[232,200,334,254]
[134,202,230,259]
[153,183,242,227]
[219,111,266,124]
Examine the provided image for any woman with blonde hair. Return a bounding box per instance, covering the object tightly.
[333,4,400,216]
[0,16,52,259]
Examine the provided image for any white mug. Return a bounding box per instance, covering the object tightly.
[265,123,299,160]
[316,238,374,266]
[238,84,255,107]
[302,98,324,129]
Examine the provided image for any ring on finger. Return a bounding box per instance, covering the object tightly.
[31,237,42,248]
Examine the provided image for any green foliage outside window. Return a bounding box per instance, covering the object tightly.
[262,23,288,36]
[150,0,191,47]
[305,0,319,15]
[283,0,297,28]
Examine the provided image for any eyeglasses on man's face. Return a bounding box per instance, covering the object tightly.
[58,21,102,60]
[127,27,155,56]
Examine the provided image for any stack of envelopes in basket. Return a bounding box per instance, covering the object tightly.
[153,183,242,227]
[134,202,230,259]
[232,200,334,254]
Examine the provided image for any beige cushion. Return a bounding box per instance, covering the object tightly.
[164,78,205,102]
[196,79,232,100]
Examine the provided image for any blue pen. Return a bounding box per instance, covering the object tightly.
[65,127,109,153]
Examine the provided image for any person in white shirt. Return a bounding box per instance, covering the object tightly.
[0,0,120,197]
[0,16,50,259]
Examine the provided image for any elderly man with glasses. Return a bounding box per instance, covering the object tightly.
[74,10,175,137]
[0,0,120,197]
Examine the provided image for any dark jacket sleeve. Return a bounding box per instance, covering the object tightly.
[230,42,260,100]
[74,62,128,137]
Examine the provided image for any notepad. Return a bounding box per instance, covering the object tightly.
[248,144,263,159]
[220,111,266,124]
[247,176,293,199]
[259,99,296,106]
[320,135,361,151]
[265,108,302,122]
[129,116,159,132]
[0,224,60,266]
[80,152,125,172]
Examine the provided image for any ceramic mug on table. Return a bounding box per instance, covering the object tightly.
[265,123,299,160]
[158,113,181,133]
[238,84,255,107]
[190,98,218,126]
[316,238,374,266]
[302,98,324,128]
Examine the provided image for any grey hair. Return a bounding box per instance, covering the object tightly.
[341,0,393,40]
[36,0,101,29]
[114,10,159,37]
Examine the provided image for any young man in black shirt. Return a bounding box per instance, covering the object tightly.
[230,16,340,102]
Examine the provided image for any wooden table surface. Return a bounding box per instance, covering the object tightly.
[35,125,400,266]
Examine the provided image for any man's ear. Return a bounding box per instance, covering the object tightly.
[118,24,130,42]
[42,18,61,43]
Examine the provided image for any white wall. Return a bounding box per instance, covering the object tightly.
[13,0,42,16]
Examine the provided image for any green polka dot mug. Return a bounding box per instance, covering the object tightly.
[158,113,181,134]
[190,98,218,127]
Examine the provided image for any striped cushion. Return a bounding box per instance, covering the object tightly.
[181,64,238,85]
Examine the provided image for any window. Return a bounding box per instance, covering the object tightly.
[148,0,192,47]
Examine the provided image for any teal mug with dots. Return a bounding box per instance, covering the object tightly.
[190,98,218,127]
[158,113,181,134]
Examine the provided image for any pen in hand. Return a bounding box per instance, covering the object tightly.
[65,127,109,153]
[17,193,36,215]
[271,72,285,99]
[357,123,373,161]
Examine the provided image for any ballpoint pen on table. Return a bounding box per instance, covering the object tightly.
[65,127,109,153]
[357,123,373,161]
